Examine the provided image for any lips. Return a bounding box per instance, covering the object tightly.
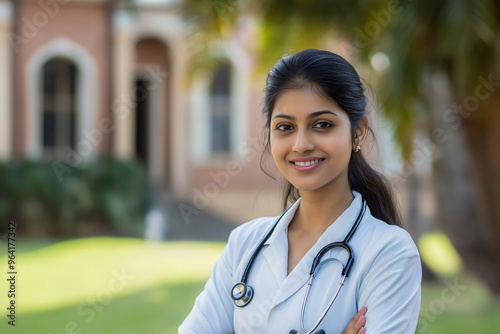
[290,157,325,164]
[292,159,323,166]
[289,158,326,171]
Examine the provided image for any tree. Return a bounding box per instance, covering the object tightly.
[181,0,500,295]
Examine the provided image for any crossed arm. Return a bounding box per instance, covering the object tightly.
[342,306,366,334]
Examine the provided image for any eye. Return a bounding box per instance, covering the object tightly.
[313,121,333,129]
[276,123,293,131]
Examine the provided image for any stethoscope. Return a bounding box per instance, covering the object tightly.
[231,199,367,334]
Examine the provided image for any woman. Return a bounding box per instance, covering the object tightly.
[179,49,421,334]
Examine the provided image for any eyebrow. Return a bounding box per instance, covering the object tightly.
[272,110,339,120]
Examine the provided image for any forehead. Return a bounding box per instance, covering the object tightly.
[272,88,348,118]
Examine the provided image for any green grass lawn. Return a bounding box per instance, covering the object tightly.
[15,281,207,334]
[0,237,225,333]
[418,274,500,333]
[1,236,499,333]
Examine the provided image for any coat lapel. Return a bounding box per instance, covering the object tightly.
[263,192,369,308]
[262,198,301,287]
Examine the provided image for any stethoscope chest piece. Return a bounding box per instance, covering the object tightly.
[231,282,254,307]
[289,330,325,334]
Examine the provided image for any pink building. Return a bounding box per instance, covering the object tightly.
[0,0,282,224]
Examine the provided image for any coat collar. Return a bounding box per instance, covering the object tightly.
[262,191,370,307]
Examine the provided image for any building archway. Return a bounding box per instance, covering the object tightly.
[26,38,98,160]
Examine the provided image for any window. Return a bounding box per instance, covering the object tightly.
[42,58,77,159]
[211,62,231,154]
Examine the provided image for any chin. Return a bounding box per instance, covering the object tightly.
[290,182,325,192]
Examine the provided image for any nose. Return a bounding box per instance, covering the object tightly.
[292,128,314,153]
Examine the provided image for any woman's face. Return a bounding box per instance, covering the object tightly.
[270,88,356,192]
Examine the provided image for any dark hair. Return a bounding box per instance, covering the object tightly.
[260,49,402,226]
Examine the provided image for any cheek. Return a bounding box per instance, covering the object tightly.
[270,138,282,160]
[320,131,353,158]
[270,137,290,167]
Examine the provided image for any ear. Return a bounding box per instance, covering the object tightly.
[353,116,369,149]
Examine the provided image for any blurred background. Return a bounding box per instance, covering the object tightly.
[0,0,499,333]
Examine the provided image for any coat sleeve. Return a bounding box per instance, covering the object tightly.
[178,228,239,334]
[358,235,422,334]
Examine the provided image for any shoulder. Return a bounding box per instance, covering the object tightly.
[218,215,279,271]
[207,216,279,276]
[228,215,278,246]
[355,215,419,259]
[354,215,421,289]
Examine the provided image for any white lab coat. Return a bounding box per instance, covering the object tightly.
[179,191,421,334]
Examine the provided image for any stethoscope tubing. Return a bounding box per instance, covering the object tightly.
[232,198,367,333]
[240,202,295,282]
[300,275,346,334]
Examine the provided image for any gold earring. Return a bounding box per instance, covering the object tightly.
[354,145,361,152]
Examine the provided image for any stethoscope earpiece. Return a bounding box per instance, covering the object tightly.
[231,282,254,307]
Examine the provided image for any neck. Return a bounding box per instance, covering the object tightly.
[291,179,354,234]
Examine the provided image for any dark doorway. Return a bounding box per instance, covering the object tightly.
[135,79,149,166]
[135,37,171,185]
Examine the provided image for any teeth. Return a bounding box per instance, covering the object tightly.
[294,159,321,166]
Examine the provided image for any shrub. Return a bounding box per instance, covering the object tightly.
[0,159,150,237]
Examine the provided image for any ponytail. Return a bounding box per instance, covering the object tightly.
[348,152,402,226]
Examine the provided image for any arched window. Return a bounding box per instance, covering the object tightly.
[42,58,78,159]
[211,62,232,154]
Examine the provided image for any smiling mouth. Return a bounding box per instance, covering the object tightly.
[291,158,325,167]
